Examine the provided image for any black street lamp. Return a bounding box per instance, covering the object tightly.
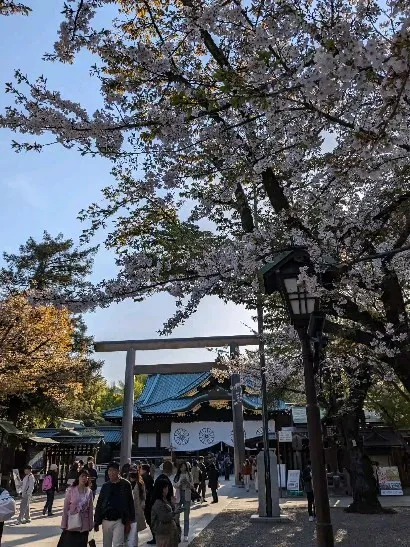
[256,289,273,518]
[260,248,334,547]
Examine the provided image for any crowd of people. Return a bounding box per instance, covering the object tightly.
[0,450,317,546]
[9,450,262,546]
[30,452,230,547]
[58,452,236,547]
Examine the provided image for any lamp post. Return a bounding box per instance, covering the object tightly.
[256,289,273,518]
[260,249,334,547]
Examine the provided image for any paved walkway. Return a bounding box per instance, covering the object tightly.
[4,481,410,546]
[3,479,237,546]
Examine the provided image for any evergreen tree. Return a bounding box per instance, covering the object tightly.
[0,231,96,294]
[0,233,101,426]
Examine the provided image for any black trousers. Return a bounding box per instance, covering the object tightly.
[199,481,206,500]
[211,488,218,503]
[57,530,89,547]
[44,489,55,514]
[307,491,315,516]
[224,469,230,480]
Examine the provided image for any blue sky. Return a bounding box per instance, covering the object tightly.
[0,3,255,381]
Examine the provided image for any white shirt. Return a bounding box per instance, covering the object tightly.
[21,474,35,497]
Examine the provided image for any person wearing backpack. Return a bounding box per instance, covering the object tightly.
[0,487,16,544]
[43,464,58,516]
[302,461,315,522]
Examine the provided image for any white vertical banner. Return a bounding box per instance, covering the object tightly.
[277,464,286,487]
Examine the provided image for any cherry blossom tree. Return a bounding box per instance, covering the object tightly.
[2,0,410,508]
[0,1,31,16]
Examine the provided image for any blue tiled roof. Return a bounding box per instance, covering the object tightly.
[142,398,195,414]
[34,426,121,444]
[139,373,210,405]
[34,429,60,438]
[99,428,122,443]
[103,373,211,419]
[243,395,286,411]
[103,405,142,419]
[103,372,285,420]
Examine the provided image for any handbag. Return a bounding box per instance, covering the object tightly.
[67,511,82,531]
[0,488,16,522]
[191,488,200,502]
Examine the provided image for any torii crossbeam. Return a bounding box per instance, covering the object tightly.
[94,335,259,485]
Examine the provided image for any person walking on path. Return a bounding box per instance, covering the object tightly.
[191,461,200,496]
[302,460,316,522]
[58,469,94,547]
[151,479,180,547]
[148,460,175,545]
[174,462,194,542]
[94,461,135,547]
[224,455,231,481]
[141,464,155,544]
[128,465,147,547]
[150,460,156,480]
[207,463,219,504]
[86,460,98,500]
[242,460,252,492]
[121,458,132,480]
[16,465,35,524]
[252,459,258,493]
[42,463,58,516]
[67,462,79,487]
[197,456,207,503]
[154,461,174,504]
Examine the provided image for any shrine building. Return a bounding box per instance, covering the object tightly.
[103,371,292,459]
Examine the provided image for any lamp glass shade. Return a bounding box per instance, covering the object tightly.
[283,277,316,316]
[283,277,298,294]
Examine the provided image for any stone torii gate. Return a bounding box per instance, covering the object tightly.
[94,335,259,485]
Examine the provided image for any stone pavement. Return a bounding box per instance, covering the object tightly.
[285,494,410,508]
[4,481,410,546]
[190,493,410,547]
[3,478,237,546]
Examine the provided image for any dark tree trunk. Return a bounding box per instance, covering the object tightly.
[341,410,394,514]
[345,447,386,514]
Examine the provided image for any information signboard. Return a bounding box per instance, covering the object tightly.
[377,466,403,496]
[287,470,300,491]
[278,430,293,442]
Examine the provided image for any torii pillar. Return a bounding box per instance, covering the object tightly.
[94,335,258,467]
[121,349,136,467]
[230,344,246,485]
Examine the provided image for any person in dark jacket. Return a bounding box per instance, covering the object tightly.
[147,460,174,545]
[67,462,79,486]
[303,461,315,521]
[86,460,98,500]
[141,464,155,541]
[207,463,219,504]
[121,458,132,479]
[197,456,207,503]
[151,479,179,547]
[155,461,174,504]
[94,461,135,545]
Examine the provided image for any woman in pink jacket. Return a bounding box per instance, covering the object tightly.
[58,469,94,547]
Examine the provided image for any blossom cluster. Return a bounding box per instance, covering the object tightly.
[2,1,410,392]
